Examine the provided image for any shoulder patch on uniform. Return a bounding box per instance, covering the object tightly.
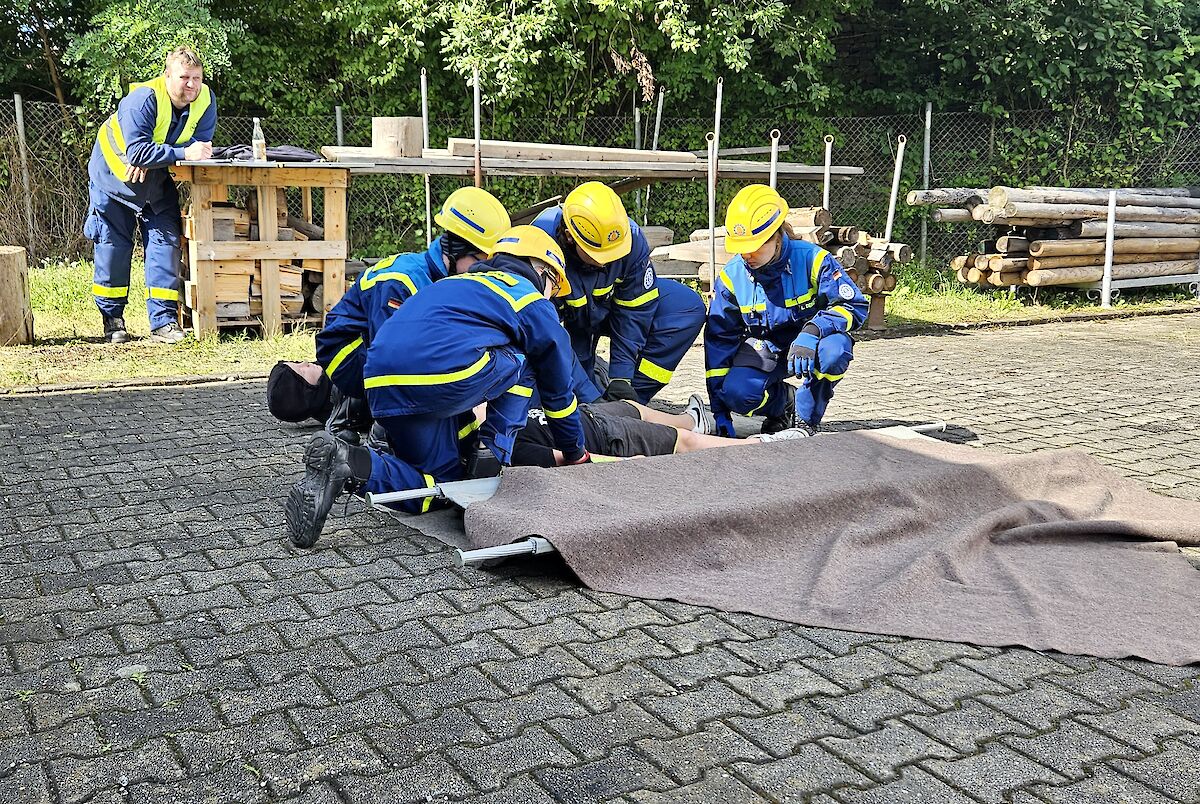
[643,265,655,290]
[838,283,856,300]
[387,297,402,309]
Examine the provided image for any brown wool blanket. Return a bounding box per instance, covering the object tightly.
[462,431,1200,665]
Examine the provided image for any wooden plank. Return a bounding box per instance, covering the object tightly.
[445,137,697,163]
[256,185,282,337]
[325,153,862,182]
[190,165,349,188]
[190,241,346,260]
[323,186,348,317]
[652,240,733,265]
[187,183,217,336]
[302,187,313,223]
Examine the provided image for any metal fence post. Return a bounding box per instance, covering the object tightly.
[920,102,932,267]
[14,93,37,264]
[335,105,344,146]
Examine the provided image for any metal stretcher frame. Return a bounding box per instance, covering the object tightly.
[364,422,948,567]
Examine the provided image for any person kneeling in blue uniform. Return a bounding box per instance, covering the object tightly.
[705,184,868,437]
[285,225,590,547]
[315,187,511,411]
[532,182,706,404]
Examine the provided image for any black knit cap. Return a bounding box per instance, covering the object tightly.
[266,362,333,423]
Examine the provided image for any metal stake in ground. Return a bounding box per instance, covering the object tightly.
[13,94,36,263]
[472,67,482,188]
[883,135,907,244]
[822,134,834,212]
[421,68,432,246]
[1102,190,1116,308]
[644,87,665,226]
[769,129,781,190]
[706,132,717,293]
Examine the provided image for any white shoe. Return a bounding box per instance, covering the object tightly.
[757,424,815,443]
[684,393,716,435]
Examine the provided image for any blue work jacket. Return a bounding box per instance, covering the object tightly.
[705,235,867,402]
[531,207,658,380]
[363,255,586,458]
[316,238,449,383]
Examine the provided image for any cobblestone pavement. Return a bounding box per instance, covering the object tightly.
[2,314,1200,804]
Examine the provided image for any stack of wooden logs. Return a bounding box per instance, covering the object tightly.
[651,206,913,327]
[183,192,342,324]
[910,186,1200,288]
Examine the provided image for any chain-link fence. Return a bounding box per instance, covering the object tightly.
[6,97,1200,278]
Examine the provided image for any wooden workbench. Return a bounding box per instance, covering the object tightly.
[171,161,349,337]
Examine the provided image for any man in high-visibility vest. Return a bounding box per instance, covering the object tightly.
[85,46,217,344]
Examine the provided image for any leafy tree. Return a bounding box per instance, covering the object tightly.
[62,0,241,116]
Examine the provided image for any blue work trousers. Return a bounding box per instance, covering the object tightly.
[714,332,854,427]
[84,183,183,329]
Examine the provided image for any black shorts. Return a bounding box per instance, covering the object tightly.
[581,401,679,458]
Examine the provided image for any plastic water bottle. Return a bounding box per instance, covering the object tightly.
[252,117,267,162]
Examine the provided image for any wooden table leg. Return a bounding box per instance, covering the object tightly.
[257,185,282,336]
[322,185,347,318]
[188,183,217,337]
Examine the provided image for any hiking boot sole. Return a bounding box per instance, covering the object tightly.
[284,432,343,548]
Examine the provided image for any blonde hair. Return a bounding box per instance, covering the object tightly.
[164,47,204,72]
[781,221,798,239]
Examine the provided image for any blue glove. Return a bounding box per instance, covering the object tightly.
[714,412,735,438]
[788,332,819,378]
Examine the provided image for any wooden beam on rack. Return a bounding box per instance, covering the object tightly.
[187,183,217,337]
[323,186,348,316]
[190,241,346,260]
[256,185,282,336]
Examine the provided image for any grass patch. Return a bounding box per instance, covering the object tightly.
[1,261,315,388]
[884,263,1199,327]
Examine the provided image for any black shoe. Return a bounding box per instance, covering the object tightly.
[285,431,357,548]
[150,322,186,343]
[102,316,129,344]
[760,385,798,435]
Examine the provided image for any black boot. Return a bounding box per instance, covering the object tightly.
[102,315,129,344]
[285,431,370,548]
[760,385,798,435]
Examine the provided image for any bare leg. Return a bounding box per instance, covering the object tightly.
[673,428,771,453]
[624,400,694,430]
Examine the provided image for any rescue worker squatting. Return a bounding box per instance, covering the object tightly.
[285,226,588,548]
[533,182,706,405]
[706,184,869,437]
[86,46,216,344]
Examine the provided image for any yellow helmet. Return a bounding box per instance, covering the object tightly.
[433,187,511,253]
[562,182,632,263]
[724,184,789,254]
[491,225,572,297]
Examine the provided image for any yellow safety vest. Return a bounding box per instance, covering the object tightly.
[96,75,212,183]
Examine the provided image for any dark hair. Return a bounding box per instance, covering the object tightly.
[266,362,333,423]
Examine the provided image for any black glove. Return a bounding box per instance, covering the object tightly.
[603,378,638,402]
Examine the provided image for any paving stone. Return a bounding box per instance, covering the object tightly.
[256,734,385,798]
[368,708,490,766]
[724,628,833,669]
[813,680,937,733]
[1076,700,1200,753]
[820,720,958,782]
[49,738,186,804]
[798,628,897,656]
[640,614,755,654]
[396,666,508,719]
[958,649,1074,686]
[447,726,578,791]
[491,617,598,658]
[1002,719,1142,780]
[1106,738,1200,801]
[901,698,1035,753]
[96,691,220,750]
[729,699,855,758]
[828,766,978,804]
[564,629,678,674]
[725,662,844,709]
[733,743,872,799]
[636,722,768,784]
[0,763,53,804]
[890,662,1013,709]
[921,743,1067,803]
[627,769,768,803]
[1026,765,1175,804]
[640,679,763,732]
[535,746,674,804]
[335,754,474,802]
[215,674,332,726]
[976,679,1107,731]
[560,665,676,713]
[481,646,594,696]
[806,646,923,691]
[504,589,608,625]
[287,689,410,746]
[574,602,674,638]
[872,640,993,673]
[174,712,300,773]
[548,700,674,760]
[467,684,590,740]
[1048,663,1172,708]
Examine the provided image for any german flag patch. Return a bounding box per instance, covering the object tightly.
[387,298,402,309]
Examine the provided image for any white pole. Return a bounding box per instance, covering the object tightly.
[421,68,432,246]
[472,67,482,187]
[13,93,36,263]
[920,101,932,266]
[821,134,834,212]
[644,88,665,226]
[883,135,907,243]
[633,101,642,220]
[768,129,781,190]
[712,78,723,176]
[1101,190,1116,308]
[334,105,344,146]
[707,132,717,293]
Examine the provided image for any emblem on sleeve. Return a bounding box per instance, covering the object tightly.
[643,266,655,289]
[838,283,855,300]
